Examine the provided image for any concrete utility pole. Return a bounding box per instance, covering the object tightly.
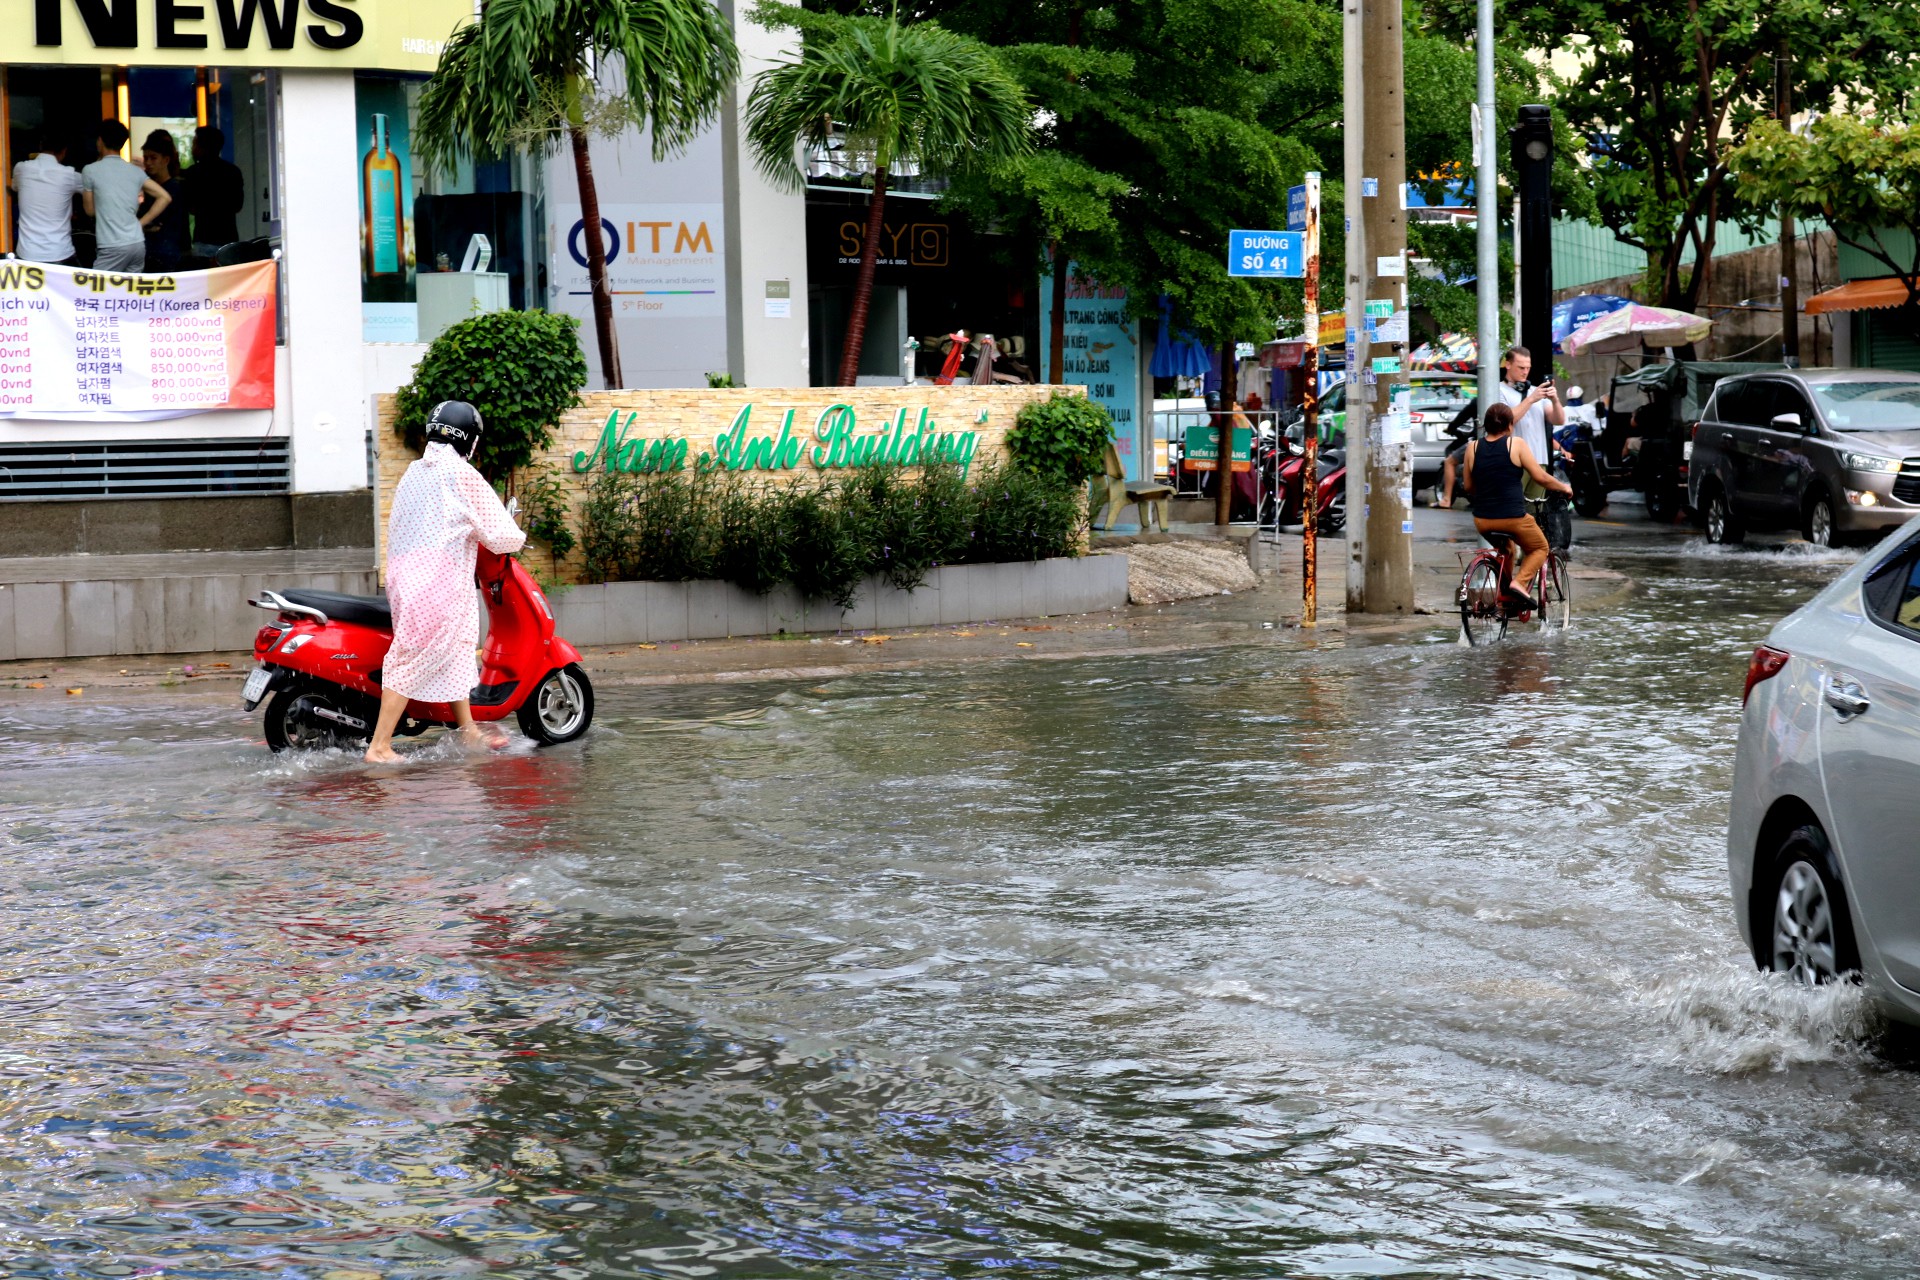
[1475,0,1499,416]
[1300,171,1322,626]
[1777,44,1800,366]
[1213,341,1235,526]
[1342,0,1368,611]
[1359,0,1413,612]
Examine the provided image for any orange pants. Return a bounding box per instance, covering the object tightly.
[1474,515,1549,594]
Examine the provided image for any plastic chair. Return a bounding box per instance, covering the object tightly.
[1092,440,1174,532]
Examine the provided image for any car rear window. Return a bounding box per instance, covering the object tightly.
[1811,382,1920,431]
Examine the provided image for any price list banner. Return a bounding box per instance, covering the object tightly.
[0,261,276,420]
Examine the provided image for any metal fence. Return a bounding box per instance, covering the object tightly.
[0,438,292,500]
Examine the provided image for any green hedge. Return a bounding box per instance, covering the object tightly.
[578,462,1084,608]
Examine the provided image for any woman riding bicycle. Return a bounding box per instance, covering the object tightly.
[1465,402,1573,611]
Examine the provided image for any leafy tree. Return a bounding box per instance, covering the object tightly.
[745,9,1032,385]
[1730,114,1920,317]
[415,0,739,390]
[1462,0,1920,312]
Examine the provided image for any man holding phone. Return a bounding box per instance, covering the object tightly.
[1496,344,1573,512]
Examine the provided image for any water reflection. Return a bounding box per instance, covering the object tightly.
[2,537,1916,1277]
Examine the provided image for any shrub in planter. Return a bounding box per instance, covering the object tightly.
[779,480,871,610]
[1007,392,1114,490]
[968,461,1084,563]
[394,310,587,481]
[841,462,974,592]
[714,480,793,595]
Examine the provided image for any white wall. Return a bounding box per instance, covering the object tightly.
[723,10,810,387]
[280,70,369,493]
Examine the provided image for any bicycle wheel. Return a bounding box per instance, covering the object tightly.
[1459,556,1507,646]
[1536,554,1573,632]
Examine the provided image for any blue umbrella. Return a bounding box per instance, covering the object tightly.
[1552,294,1632,351]
[1151,296,1213,378]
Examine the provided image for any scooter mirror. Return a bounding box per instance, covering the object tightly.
[505,495,521,521]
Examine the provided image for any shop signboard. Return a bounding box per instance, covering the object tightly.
[0,260,276,419]
[11,0,472,72]
[550,202,727,322]
[806,204,955,284]
[1038,264,1141,479]
[571,402,983,476]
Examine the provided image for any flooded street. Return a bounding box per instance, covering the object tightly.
[6,532,1916,1278]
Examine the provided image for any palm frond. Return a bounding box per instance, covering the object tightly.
[416,0,741,172]
[745,14,1032,191]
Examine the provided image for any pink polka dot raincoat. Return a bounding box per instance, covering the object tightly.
[381,442,526,703]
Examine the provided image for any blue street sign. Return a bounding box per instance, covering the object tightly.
[1226,229,1304,278]
[1286,185,1308,231]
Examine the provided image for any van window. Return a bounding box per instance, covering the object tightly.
[1711,379,1768,427]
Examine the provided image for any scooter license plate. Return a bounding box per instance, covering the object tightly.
[242,667,271,705]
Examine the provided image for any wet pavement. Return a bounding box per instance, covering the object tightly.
[2,523,1914,1278]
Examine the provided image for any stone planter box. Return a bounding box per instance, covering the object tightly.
[549,554,1129,646]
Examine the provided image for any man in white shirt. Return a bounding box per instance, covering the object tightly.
[1495,346,1569,494]
[81,119,170,273]
[9,132,83,265]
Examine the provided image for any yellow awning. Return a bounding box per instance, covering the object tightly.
[1804,277,1917,315]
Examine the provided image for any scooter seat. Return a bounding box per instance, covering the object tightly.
[278,588,393,629]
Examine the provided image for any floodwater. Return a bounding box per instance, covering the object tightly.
[4,533,1916,1278]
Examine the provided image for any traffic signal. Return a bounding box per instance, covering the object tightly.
[1510,105,1553,376]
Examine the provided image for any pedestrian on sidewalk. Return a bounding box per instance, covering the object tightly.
[82,120,172,274]
[9,131,83,266]
[139,130,190,273]
[182,127,243,260]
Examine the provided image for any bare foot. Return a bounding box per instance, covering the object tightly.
[364,744,405,764]
[457,724,510,752]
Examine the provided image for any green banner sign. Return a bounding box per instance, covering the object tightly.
[1181,424,1252,463]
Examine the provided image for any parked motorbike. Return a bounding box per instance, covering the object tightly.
[1268,422,1347,534]
[240,541,594,753]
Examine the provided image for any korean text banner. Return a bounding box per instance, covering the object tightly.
[0,261,277,420]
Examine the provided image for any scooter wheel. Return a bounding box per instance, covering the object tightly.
[262,683,356,753]
[517,663,594,745]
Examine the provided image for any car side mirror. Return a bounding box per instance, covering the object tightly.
[1771,412,1803,432]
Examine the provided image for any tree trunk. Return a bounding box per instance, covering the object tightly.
[838,166,891,386]
[1213,341,1235,527]
[569,124,622,390]
[1049,240,1068,384]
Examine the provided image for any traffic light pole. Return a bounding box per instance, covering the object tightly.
[1512,105,1554,373]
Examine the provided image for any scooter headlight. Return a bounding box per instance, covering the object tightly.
[278,633,314,654]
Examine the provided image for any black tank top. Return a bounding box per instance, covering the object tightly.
[1471,436,1526,519]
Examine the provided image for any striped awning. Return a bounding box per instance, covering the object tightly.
[1804,277,1918,315]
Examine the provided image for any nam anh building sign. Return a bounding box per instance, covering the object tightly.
[375,385,1077,582]
[16,0,472,72]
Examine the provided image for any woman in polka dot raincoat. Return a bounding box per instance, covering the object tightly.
[365,401,525,763]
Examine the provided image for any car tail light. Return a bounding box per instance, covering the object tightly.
[1743,644,1790,704]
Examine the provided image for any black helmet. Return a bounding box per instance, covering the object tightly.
[424,400,483,459]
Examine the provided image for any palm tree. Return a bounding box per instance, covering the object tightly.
[746,16,1031,386]
[416,0,739,389]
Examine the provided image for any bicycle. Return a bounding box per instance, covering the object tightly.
[1457,530,1572,645]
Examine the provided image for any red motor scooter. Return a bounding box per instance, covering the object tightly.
[240,545,594,752]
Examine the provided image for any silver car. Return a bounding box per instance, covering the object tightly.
[1732,515,1920,1014]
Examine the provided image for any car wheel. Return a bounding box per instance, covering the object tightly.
[1803,492,1835,548]
[1703,487,1744,545]
[1761,824,1861,984]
